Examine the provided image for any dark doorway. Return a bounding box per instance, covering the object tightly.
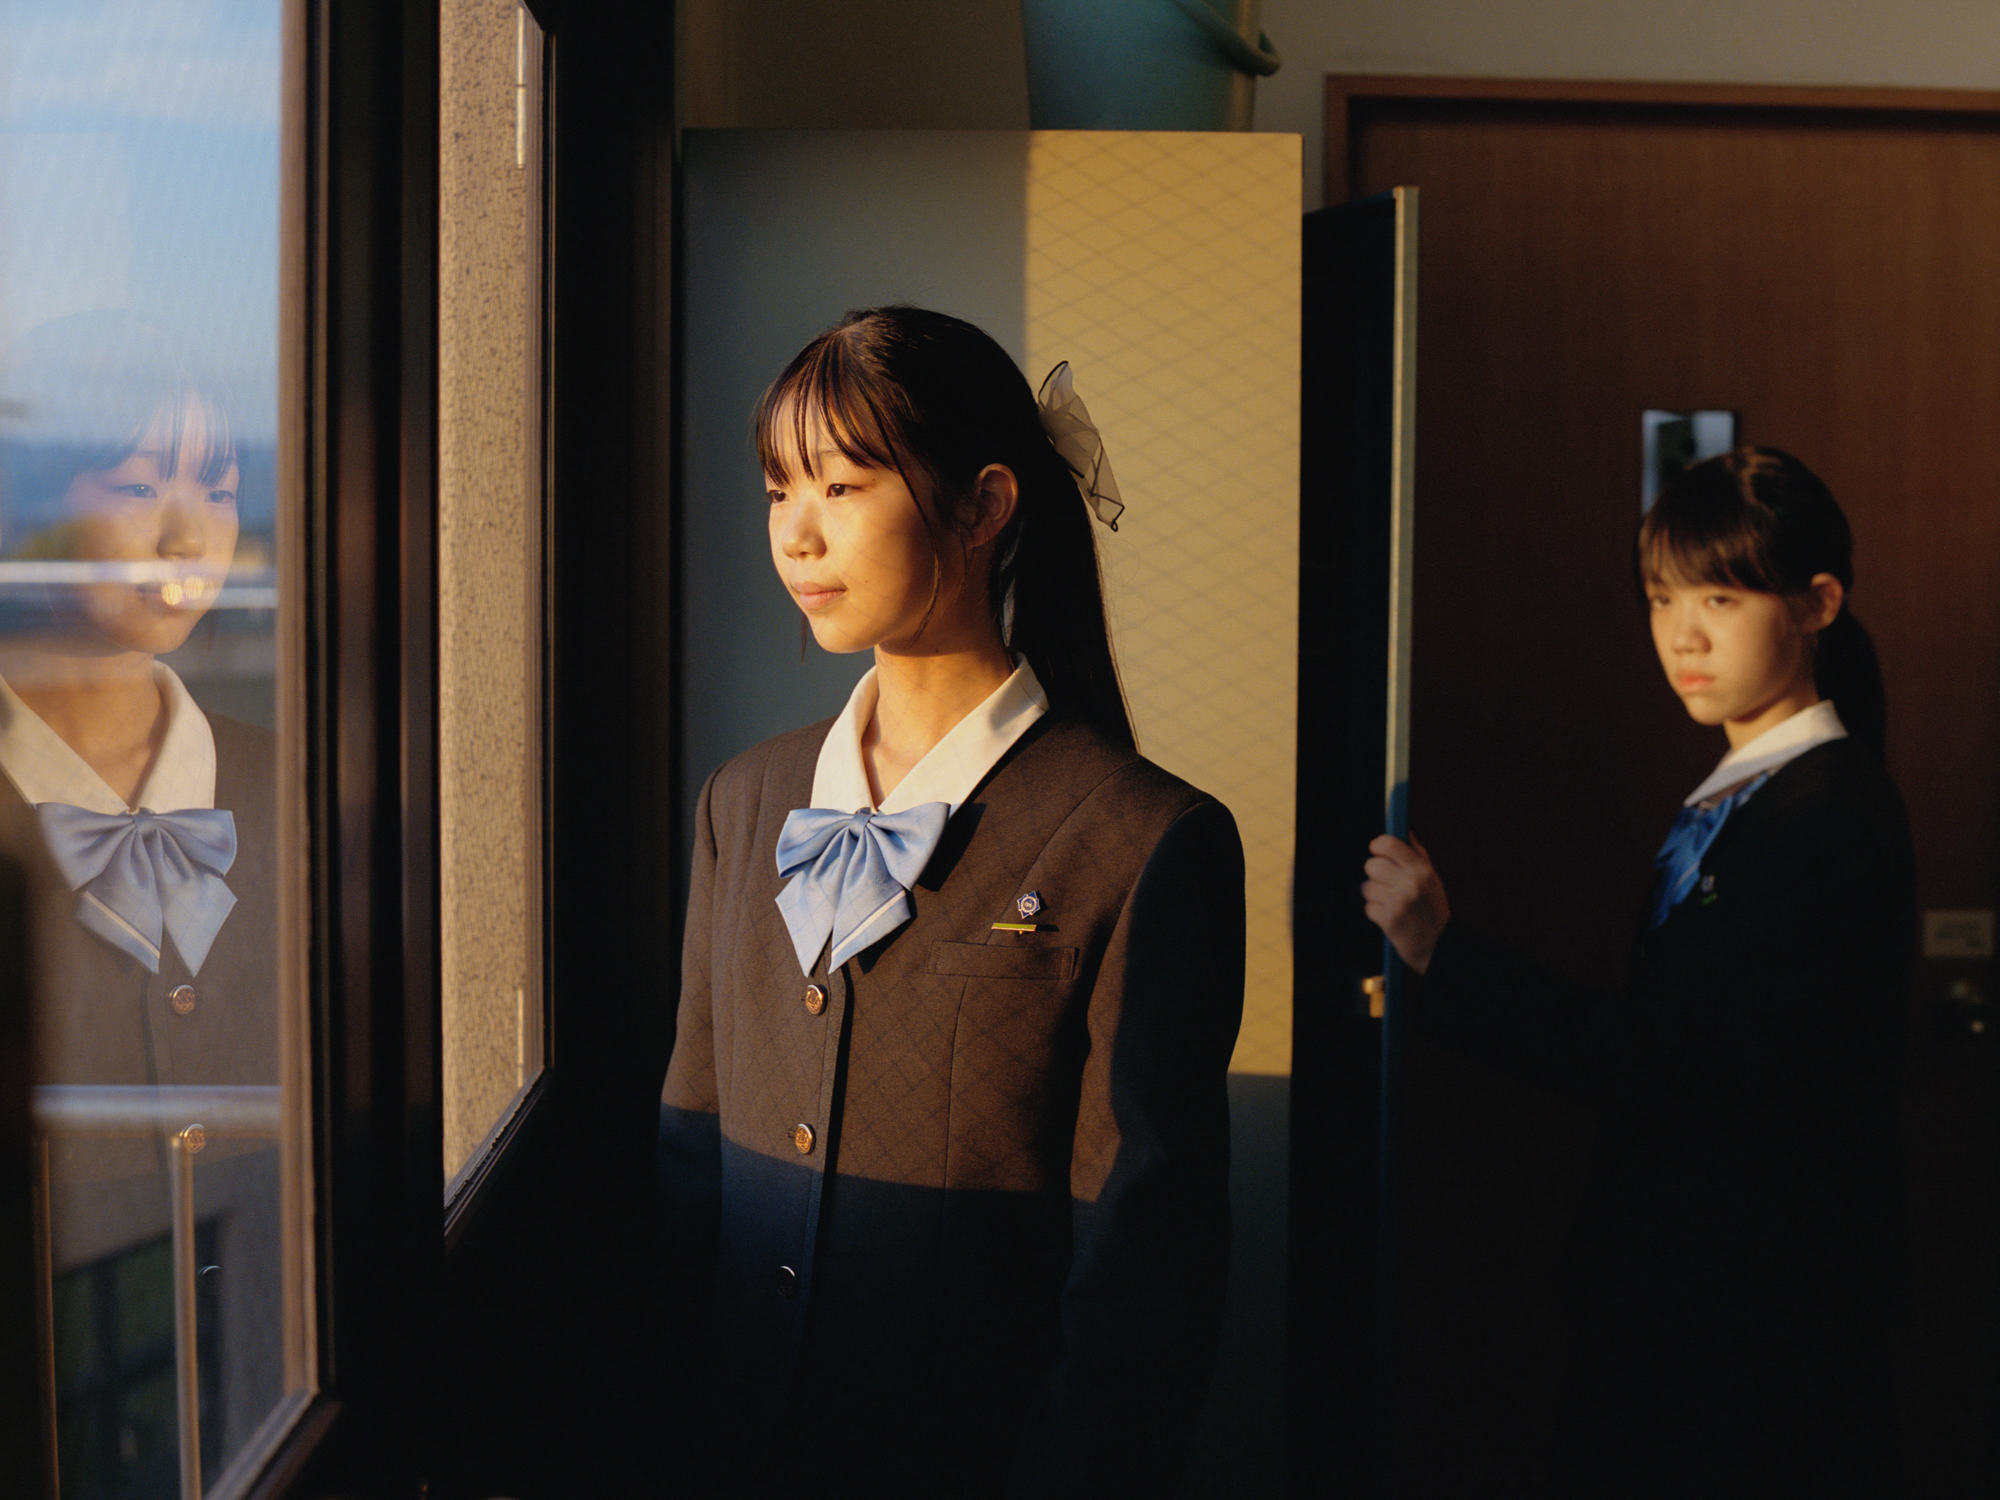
[1332,77,2000,1496]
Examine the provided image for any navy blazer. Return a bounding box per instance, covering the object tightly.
[660,712,1245,1498]
[1417,737,1915,1494]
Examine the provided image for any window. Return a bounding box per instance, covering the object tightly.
[8,3,680,1492]
[0,2,308,1494]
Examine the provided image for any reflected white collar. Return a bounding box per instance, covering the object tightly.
[811,658,1048,816]
[0,663,216,813]
[1684,698,1847,808]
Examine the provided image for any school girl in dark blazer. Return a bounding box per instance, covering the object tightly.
[658,308,1245,1498]
[1363,449,1914,1497]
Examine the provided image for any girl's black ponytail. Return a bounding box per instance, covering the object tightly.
[1817,608,1887,761]
[993,405,1133,748]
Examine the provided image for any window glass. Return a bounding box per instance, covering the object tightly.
[0,2,303,1496]
[439,0,546,1198]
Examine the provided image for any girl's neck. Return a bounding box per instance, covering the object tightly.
[863,634,1015,805]
[1725,683,1820,749]
[0,643,167,806]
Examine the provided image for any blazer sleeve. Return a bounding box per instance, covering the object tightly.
[658,770,723,1306]
[1014,797,1246,1498]
[1415,919,1613,1101]
[1418,760,1914,1122]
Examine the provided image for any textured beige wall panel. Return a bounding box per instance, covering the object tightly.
[1026,131,1301,1074]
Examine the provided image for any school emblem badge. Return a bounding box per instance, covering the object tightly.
[1016,891,1043,920]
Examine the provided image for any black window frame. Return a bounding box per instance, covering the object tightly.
[242,2,678,1494]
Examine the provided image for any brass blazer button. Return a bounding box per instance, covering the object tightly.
[772,1265,800,1299]
[169,984,197,1015]
[791,1123,816,1155]
[802,983,827,1016]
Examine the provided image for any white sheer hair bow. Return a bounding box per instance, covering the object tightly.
[1036,362,1125,531]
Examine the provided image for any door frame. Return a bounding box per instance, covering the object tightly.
[1324,74,2000,206]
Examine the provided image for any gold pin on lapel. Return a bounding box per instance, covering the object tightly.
[993,891,1044,932]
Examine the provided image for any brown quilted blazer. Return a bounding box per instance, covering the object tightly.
[3,712,281,1460]
[660,711,1244,1498]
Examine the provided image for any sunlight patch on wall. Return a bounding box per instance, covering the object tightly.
[1026,131,1301,1073]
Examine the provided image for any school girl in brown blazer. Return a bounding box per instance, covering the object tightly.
[658,308,1245,1498]
[1,313,280,1492]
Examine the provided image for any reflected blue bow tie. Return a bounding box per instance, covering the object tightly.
[1648,773,1767,929]
[35,804,238,974]
[774,802,951,974]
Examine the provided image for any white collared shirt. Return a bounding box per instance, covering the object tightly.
[0,663,218,813]
[1683,698,1847,809]
[811,657,1049,817]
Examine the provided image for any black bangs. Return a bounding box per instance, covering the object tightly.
[1637,485,1785,592]
[754,325,918,488]
[1636,446,1849,596]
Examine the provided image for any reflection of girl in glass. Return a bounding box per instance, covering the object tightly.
[0,311,278,1490]
[658,307,1244,1498]
[1363,447,1914,1497]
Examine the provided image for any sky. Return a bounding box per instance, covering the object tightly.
[0,0,282,445]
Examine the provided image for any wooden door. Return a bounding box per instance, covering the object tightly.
[1334,79,2000,1496]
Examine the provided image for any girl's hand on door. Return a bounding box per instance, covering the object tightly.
[1362,835,1450,975]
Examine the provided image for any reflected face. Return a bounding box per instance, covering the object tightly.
[765,425,945,657]
[56,404,240,656]
[1647,573,1815,738]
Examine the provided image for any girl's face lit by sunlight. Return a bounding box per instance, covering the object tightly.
[765,415,959,658]
[55,401,240,658]
[1646,570,1833,743]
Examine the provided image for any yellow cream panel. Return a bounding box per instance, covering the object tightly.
[1026,131,1301,1074]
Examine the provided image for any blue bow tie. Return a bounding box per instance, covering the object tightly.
[35,803,239,974]
[1648,773,1767,929]
[774,802,950,974]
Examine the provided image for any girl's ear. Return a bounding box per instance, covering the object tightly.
[967,463,1019,548]
[1803,571,1845,632]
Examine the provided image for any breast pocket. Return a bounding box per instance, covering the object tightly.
[928,942,1083,1193]
[927,941,1078,981]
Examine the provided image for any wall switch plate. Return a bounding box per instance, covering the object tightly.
[1922,909,1994,959]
